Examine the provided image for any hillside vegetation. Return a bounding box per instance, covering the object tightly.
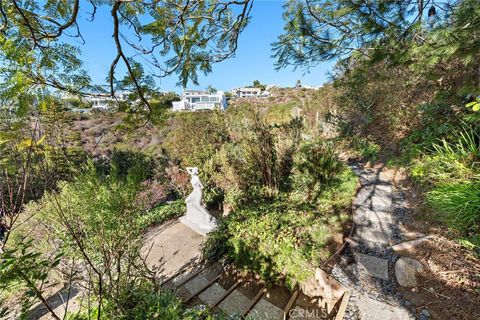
[1,0,480,318]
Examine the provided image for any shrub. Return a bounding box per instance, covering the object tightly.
[162,111,228,206]
[411,127,480,185]
[209,109,279,208]
[136,200,186,230]
[6,159,171,319]
[102,281,185,319]
[203,167,357,288]
[70,280,224,319]
[350,136,380,161]
[291,140,344,201]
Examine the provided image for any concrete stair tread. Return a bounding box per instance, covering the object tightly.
[198,282,226,306]
[246,298,283,320]
[354,207,393,224]
[356,292,413,320]
[172,267,204,286]
[218,289,251,315]
[184,274,210,296]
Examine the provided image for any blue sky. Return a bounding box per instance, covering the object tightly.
[74,1,334,93]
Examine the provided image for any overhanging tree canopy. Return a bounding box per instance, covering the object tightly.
[272,0,460,70]
[0,0,253,113]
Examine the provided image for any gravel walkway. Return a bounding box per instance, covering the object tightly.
[332,164,415,320]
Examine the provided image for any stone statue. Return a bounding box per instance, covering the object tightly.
[179,167,217,236]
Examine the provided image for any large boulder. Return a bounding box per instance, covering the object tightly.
[395,257,424,287]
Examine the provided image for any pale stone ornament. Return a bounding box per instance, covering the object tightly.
[179,167,217,236]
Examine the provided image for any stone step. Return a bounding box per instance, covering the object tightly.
[354,198,393,212]
[357,175,392,185]
[356,292,413,320]
[246,298,284,320]
[218,289,252,315]
[354,207,393,224]
[370,195,393,211]
[354,226,391,245]
[172,265,207,287]
[355,185,392,200]
[355,218,393,232]
[353,252,389,280]
[198,282,226,306]
[184,274,210,296]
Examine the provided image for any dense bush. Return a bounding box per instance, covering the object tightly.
[203,165,357,288]
[4,156,183,319]
[213,110,279,207]
[163,111,228,206]
[137,200,186,230]
[71,280,224,320]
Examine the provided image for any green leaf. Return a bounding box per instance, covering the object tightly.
[466,101,477,108]
[472,103,480,111]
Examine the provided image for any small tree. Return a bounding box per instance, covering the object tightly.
[252,80,266,90]
[206,85,218,94]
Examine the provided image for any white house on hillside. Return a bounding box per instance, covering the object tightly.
[231,87,270,98]
[172,90,227,111]
[60,91,131,110]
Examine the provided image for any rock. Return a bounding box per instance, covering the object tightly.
[223,203,232,217]
[395,257,424,287]
[422,309,430,317]
[346,237,360,248]
[400,231,426,240]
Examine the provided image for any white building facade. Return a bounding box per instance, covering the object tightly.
[172,90,227,111]
[60,91,131,111]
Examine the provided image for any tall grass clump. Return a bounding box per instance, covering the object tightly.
[291,140,344,201]
[413,126,480,240]
[427,182,480,233]
[412,127,480,184]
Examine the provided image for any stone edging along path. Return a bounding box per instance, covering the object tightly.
[330,163,430,320]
